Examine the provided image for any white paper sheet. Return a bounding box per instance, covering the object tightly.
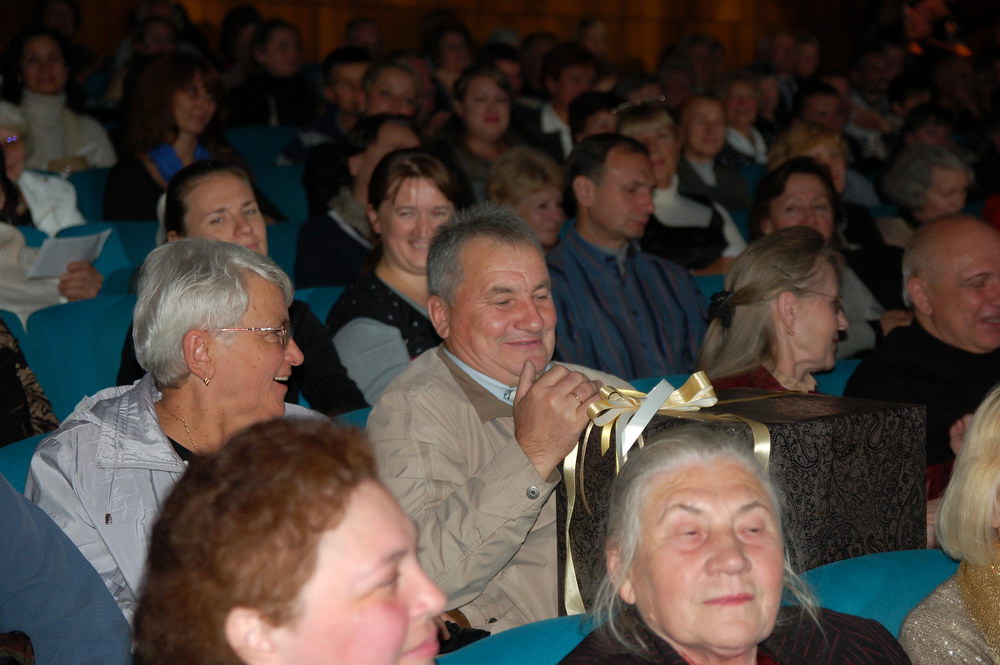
[28,229,112,279]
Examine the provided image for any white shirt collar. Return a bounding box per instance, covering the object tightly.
[540,103,573,159]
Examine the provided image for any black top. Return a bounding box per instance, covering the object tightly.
[103,157,162,221]
[224,73,320,128]
[558,607,911,665]
[326,272,441,359]
[117,300,365,416]
[640,196,728,271]
[293,211,371,288]
[845,320,1000,465]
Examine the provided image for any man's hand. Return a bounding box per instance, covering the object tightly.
[949,413,974,455]
[513,361,602,479]
[58,261,102,301]
[879,309,912,336]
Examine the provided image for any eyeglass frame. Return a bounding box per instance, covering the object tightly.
[204,322,294,349]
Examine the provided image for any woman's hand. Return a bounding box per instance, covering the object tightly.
[58,261,103,301]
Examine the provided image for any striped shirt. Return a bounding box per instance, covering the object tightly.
[547,227,708,381]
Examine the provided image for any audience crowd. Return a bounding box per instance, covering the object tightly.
[2,0,1000,662]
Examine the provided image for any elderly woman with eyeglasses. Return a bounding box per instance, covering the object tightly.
[115,160,366,417]
[26,238,319,624]
[749,157,911,360]
[697,226,847,393]
[558,426,911,665]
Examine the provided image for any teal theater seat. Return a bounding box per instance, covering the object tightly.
[225,126,298,171]
[266,222,302,280]
[19,226,47,248]
[294,286,345,323]
[336,407,371,429]
[814,358,861,396]
[256,164,308,223]
[802,549,958,637]
[0,433,47,493]
[0,310,29,361]
[67,167,111,222]
[693,274,725,304]
[26,295,137,420]
[57,223,135,294]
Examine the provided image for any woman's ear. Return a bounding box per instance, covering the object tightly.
[367,204,380,235]
[606,545,636,605]
[225,607,277,665]
[759,217,774,235]
[773,290,798,333]
[182,329,213,385]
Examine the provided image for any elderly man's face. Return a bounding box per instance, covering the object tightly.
[430,238,555,386]
[614,460,784,663]
[911,221,1000,354]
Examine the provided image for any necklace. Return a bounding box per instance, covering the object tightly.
[157,400,200,453]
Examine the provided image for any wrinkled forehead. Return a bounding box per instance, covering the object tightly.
[457,237,548,291]
[640,459,775,524]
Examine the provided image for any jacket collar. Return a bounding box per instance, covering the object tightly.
[438,347,512,423]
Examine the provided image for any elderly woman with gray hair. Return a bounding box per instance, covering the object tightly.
[558,427,912,665]
[878,143,972,249]
[25,238,315,624]
[697,226,848,393]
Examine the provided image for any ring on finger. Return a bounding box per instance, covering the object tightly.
[572,392,583,404]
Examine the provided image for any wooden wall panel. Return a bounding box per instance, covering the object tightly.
[0,0,877,76]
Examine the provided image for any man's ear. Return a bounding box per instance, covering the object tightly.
[428,295,450,340]
[606,545,636,605]
[182,329,213,386]
[908,276,932,316]
[758,218,774,236]
[165,230,184,243]
[572,175,596,210]
[225,607,277,665]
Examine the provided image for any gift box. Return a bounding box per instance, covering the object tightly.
[557,386,926,611]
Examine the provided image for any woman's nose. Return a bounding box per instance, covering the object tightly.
[285,338,305,366]
[706,531,752,575]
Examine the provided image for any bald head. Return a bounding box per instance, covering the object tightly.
[904,216,1000,354]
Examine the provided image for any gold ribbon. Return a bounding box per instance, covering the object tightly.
[562,374,793,615]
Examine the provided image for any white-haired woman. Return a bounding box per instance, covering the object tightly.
[900,383,1000,663]
[26,238,315,624]
[559,427,911,665]
[697,226,848,393]
[878,143,972,248]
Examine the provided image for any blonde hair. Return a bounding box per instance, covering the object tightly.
[937,383,1000,566]
[767,121,848,171]
[697,226,842,380]
[615,101,676,139]
[486,146,563,208]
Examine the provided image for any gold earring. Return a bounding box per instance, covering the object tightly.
[203,376,211,386]
[787,329,795,337]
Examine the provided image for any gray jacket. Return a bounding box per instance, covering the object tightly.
[25,374,318,624]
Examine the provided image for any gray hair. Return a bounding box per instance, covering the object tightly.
[427,202,542,304]
[592,426,818,658]
[881,144,972,211]
[697,226,843,381]
[134,238,293,389]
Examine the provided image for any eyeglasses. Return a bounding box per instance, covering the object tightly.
[799,288,844,314]
[206,322,293,348]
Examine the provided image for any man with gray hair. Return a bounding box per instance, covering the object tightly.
[846,216,1000,497]
[367,203,625,633]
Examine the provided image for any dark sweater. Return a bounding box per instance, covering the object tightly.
[845,320,1000,465]
[559,608,911,665]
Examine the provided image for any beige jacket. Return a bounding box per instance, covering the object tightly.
[368,346,625,633]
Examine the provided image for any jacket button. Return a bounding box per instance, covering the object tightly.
[526,486,540,500]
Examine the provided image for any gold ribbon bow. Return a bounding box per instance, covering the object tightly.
[561,373,784,615]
